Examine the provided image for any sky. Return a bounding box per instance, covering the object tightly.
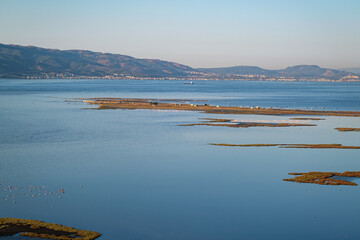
[0,0,359,69]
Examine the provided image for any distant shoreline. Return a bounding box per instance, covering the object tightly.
[1,77,360,82]
[1,43,359,82]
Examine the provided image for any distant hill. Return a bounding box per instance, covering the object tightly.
[199,65,351,79]
[0,43,358,80]
[0,43,194,78]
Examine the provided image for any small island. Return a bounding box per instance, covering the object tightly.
[283,171,360,186]
[0,218,101,240]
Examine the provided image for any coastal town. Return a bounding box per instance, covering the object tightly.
[7,71,360,82]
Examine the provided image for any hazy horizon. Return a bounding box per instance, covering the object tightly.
[1,0,359,69]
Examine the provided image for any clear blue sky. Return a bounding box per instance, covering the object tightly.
[1,0,359,69]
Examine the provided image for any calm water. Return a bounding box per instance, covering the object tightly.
[0,79,360,240]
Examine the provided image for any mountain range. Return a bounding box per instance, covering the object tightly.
[0,43,192,78]
[199,65,354,79]
[0,43,358,80]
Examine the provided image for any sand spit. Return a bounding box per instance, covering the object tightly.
[210,143,360,149]
[81,98,360,117]
[335,128,360,132]
[283,172,360,186]
[0,218,101,240]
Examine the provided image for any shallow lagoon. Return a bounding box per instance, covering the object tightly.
[0,79,360,239]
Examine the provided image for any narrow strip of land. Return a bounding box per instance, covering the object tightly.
[335,128,360,132]
[283,171,360,186]
[289,117,325,120]
[179,122,316,128]
[180,117,316,128]
[81,98,360,117]
[210,143,360,149]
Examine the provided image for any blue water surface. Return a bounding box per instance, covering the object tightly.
[0,79,360,240]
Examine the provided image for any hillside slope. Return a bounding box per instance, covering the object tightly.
[0,43,194,78]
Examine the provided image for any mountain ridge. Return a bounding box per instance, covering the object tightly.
[0,43,358,81]
[199,65,353,79]
[0,43,193,78]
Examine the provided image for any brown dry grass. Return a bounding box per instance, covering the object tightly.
[335,128,360,132]
[283,171,360,185]
[0,218,101,240]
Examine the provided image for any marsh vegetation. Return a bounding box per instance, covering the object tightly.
[283,172,360,186]
[0,218,101,240]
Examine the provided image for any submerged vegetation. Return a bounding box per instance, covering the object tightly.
[0,218,101,240]
[289,117,325,120]
[283,172,360,186]
[179,122,315,128]
[179,117,316,128]
[210,143,360,149]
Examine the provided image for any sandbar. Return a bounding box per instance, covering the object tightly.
[81,98,360,117]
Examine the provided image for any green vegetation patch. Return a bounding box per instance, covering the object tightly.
[0,218,101,240]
